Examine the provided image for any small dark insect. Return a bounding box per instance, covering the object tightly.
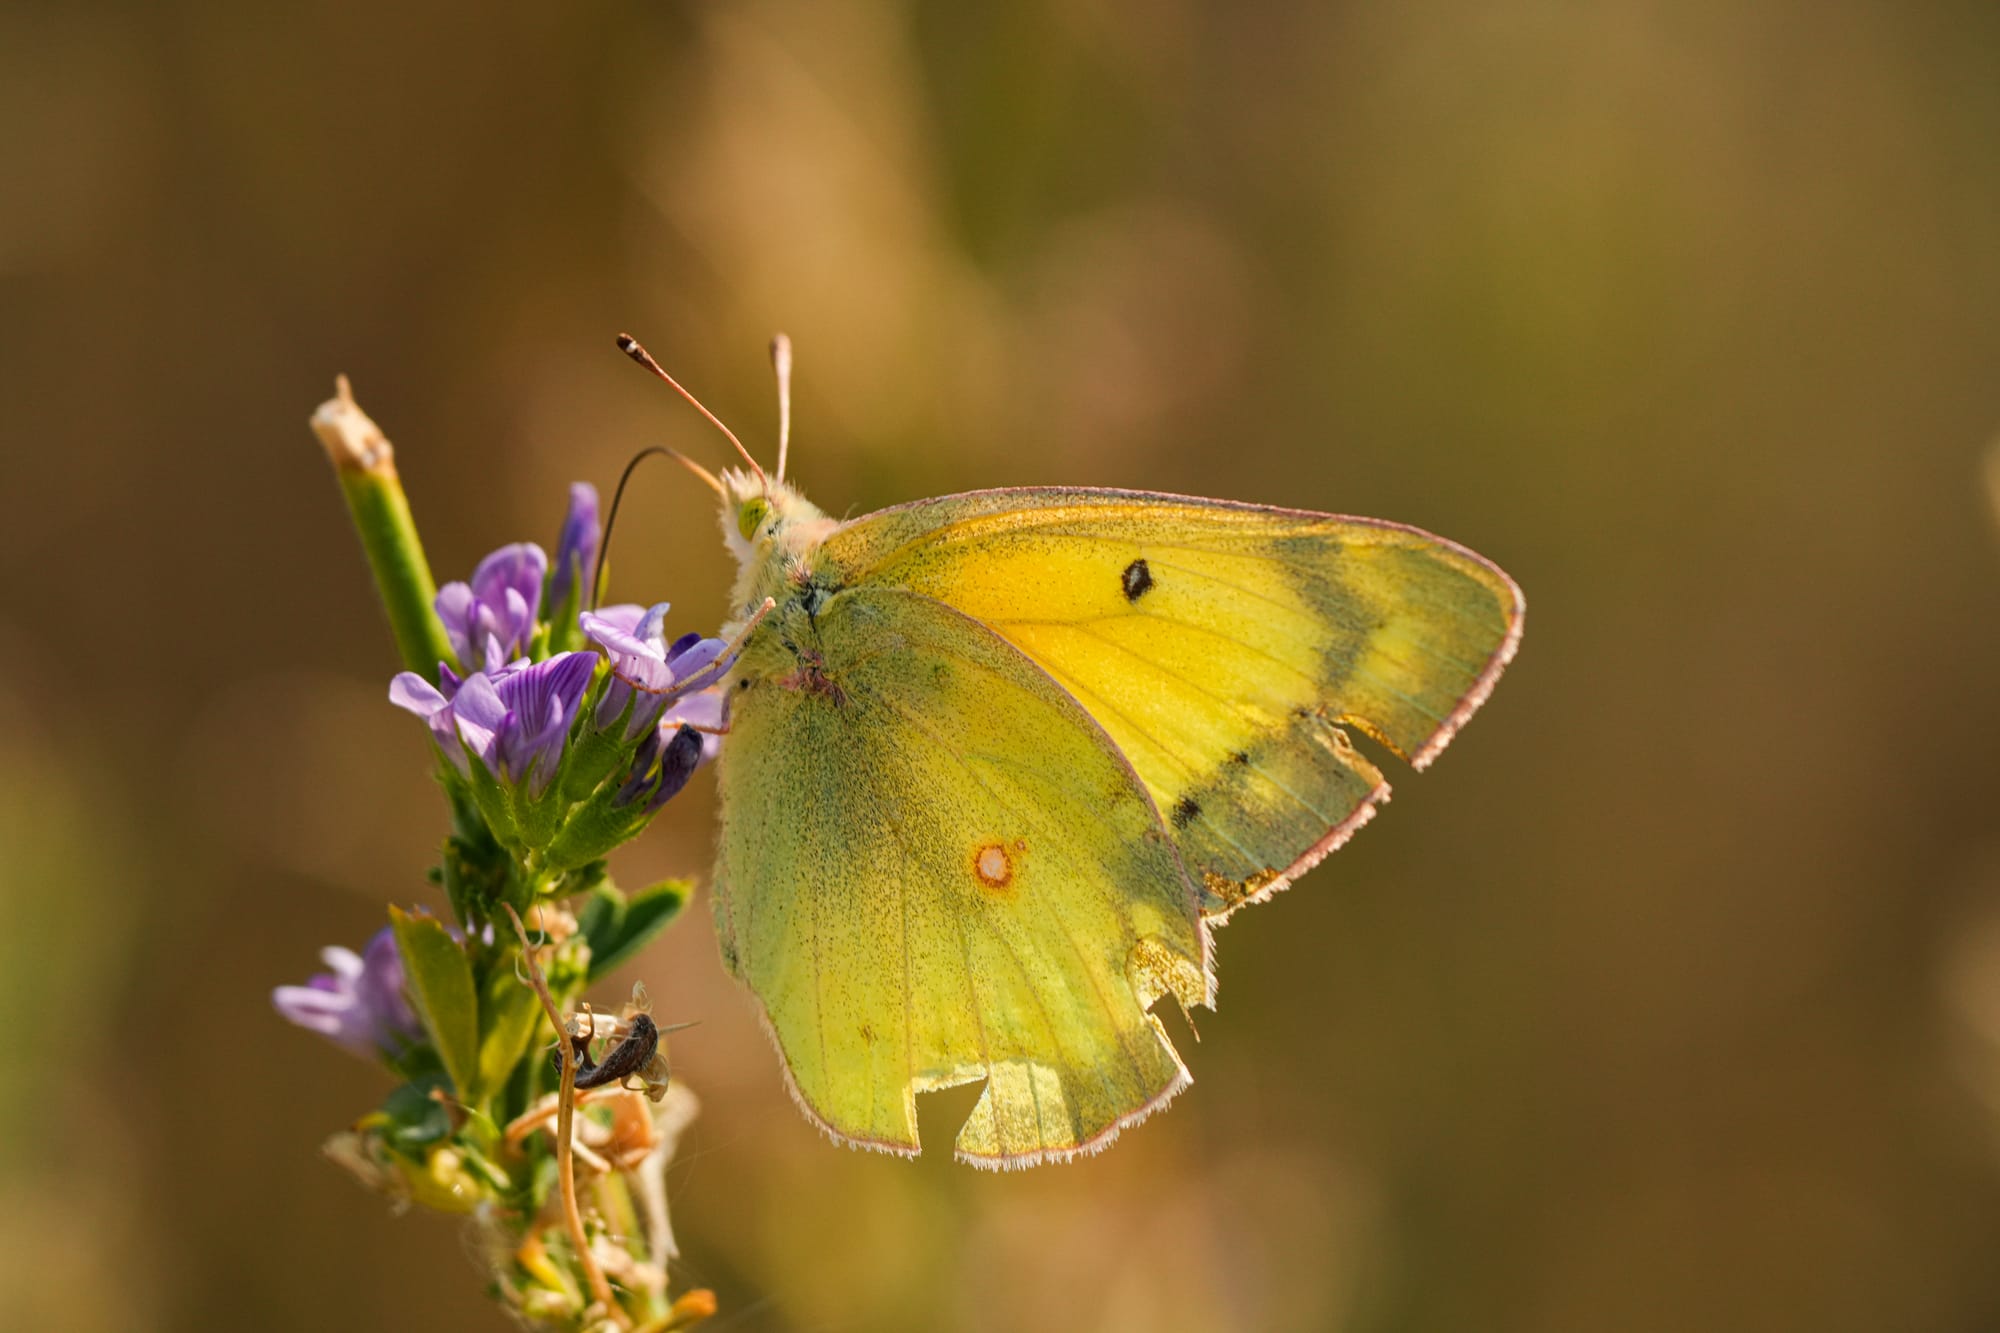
[547,983,690,1101]
[574,1012,661,1091]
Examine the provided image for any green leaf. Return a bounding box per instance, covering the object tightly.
[514,776,565,853]
[389,906,482,1102]
[437,786,510,924]
[557,724,628,806]
[459,749,520,850]
[555,670,632,805]
[378,1074,454,1150]
[476,955,549,1110]
[543,790,652,872]
[584,879,691,981]
[574,876,625,956]
[554,859,610,901]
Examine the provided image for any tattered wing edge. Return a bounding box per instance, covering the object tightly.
[749,999,922,1161]
[1203,778,1394,929]
[735,943,1199,1172]
[954,1055,1193,1172]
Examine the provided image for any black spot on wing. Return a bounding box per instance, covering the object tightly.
[1170,794,1201,829]
[1121,558,1154,602]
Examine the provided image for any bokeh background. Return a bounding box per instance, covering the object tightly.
[6,2,2000,1329]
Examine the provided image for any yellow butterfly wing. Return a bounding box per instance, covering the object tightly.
[713,584,1210,1167]
[819,487,1524,917]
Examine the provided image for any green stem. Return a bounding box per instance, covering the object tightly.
[311,375,456,681]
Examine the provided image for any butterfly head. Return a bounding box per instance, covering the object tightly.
[720,468,834,589]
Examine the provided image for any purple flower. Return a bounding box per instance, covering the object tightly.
[390,652,595,794]
[436,543,548,672]
[580,603,733,739]
[388,671,465,765]
[450,651,597,795]
[273,927,422,1059]
[545,483,600,615]
[615,722,706,813]
[386,659,517,775]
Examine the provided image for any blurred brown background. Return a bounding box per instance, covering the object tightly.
[5,1,2000,1329]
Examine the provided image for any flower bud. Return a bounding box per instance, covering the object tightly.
[545,482,601,617]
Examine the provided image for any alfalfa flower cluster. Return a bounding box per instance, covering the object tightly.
[274,380,721,1332]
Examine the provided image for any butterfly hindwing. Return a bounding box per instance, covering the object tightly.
[820,488,1524,917]
[713,584,1209,1166]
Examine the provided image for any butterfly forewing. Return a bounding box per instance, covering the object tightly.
[821,488,1524,917]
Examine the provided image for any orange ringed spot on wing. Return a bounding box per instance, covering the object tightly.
[973,841,1014,890]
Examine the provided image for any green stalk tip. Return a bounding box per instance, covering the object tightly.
[311,376,458,682]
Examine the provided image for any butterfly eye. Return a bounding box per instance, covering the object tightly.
[737,498,770,540]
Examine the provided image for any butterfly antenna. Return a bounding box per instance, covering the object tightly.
[616,333,768,485]
[771,333,793,482]
[591,445,723,612]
